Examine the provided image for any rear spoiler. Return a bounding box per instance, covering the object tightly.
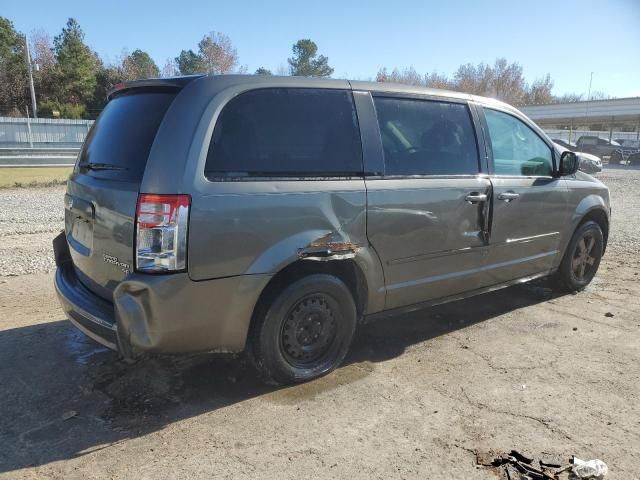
[107,75,204,101]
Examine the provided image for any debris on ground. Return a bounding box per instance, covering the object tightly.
[604,312,614,318]
[61,410,77,420]
[476,450,608,479]
[572,457,608,479]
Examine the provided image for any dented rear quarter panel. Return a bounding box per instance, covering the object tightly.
[188,181,368,279]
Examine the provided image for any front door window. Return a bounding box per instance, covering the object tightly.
[484,108,553,176]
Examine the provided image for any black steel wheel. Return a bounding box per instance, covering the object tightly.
[249,274,357,385]
[280,294,338,367]
[553,220,604,292]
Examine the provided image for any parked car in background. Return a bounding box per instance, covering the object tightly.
[612,139,640,164]
[54,75,610,385]
[552,142,602,174]
[552,138,578,151]
[624,146,640,166]
[575,136,621,163]
[614,139,639,148]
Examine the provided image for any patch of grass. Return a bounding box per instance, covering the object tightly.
[0,167,72,188]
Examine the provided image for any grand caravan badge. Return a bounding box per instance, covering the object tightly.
[103,253,131,274]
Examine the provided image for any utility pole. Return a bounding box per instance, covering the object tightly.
[24,34,38,118]
[584,72,593,131]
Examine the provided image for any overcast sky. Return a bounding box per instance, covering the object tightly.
[5,0,640,98]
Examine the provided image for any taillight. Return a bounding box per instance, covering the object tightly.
[135,194,190,273]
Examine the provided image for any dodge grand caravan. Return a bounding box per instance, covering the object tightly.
[54,75,610,385]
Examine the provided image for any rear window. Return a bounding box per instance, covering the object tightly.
[204,88,362,179]
[79,91,177,181]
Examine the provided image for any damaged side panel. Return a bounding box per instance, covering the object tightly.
[298,232,361,261]
[188,184,364,277]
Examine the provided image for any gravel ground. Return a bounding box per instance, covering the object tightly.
[0,186,65,276]
[599,167,640,257]
[0,168,638,480]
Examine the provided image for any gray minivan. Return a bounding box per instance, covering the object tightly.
[54,75,610,385]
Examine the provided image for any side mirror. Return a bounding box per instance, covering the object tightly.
[559,151,579,176]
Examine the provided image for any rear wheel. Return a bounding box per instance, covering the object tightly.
[610,151,623,165]
[249,274,356,385]
[553,220,603,292]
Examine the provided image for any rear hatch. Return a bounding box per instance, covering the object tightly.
[65,85,181,301]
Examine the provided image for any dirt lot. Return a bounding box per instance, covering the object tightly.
[0,168,638,479]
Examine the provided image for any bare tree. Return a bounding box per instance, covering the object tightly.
[376,58,560,106]
[453,62,492,96]
[524,74,554,105]
[375,67,390,82]
[555,93,584,103]
[198,31,238,74]
[589,90,610,101]
[161,58,178,77]
[30,29,55,71]
[29,29,57,105]
[491,58,525,105]
[424,71,453,89]
[375,66,425,86]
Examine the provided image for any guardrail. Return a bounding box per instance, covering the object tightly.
[0,147,79,167]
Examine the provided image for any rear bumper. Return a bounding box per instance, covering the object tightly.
[53,232,271,358]
[55,262,119,351]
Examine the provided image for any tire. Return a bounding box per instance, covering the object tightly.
[611,151,623,165]
[553,220,604,292]
[248,274,357,385]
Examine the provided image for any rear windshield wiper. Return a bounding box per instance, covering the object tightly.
[80,163,128,171]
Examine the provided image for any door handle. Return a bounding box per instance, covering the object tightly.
[465,193,487,204]
[497,192,520,202]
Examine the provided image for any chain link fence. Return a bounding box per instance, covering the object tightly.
[543,128,639,144]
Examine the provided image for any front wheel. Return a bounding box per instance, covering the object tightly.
[248,274,357,385]
[610,151,623,165]
[553,220,604,292]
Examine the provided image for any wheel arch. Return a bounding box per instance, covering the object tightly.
[578,207,609,253]
[563,194,610,253]
[250,258,369,329]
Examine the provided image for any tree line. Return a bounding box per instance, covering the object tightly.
[0,16,604,119]
[375,62,608,107]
